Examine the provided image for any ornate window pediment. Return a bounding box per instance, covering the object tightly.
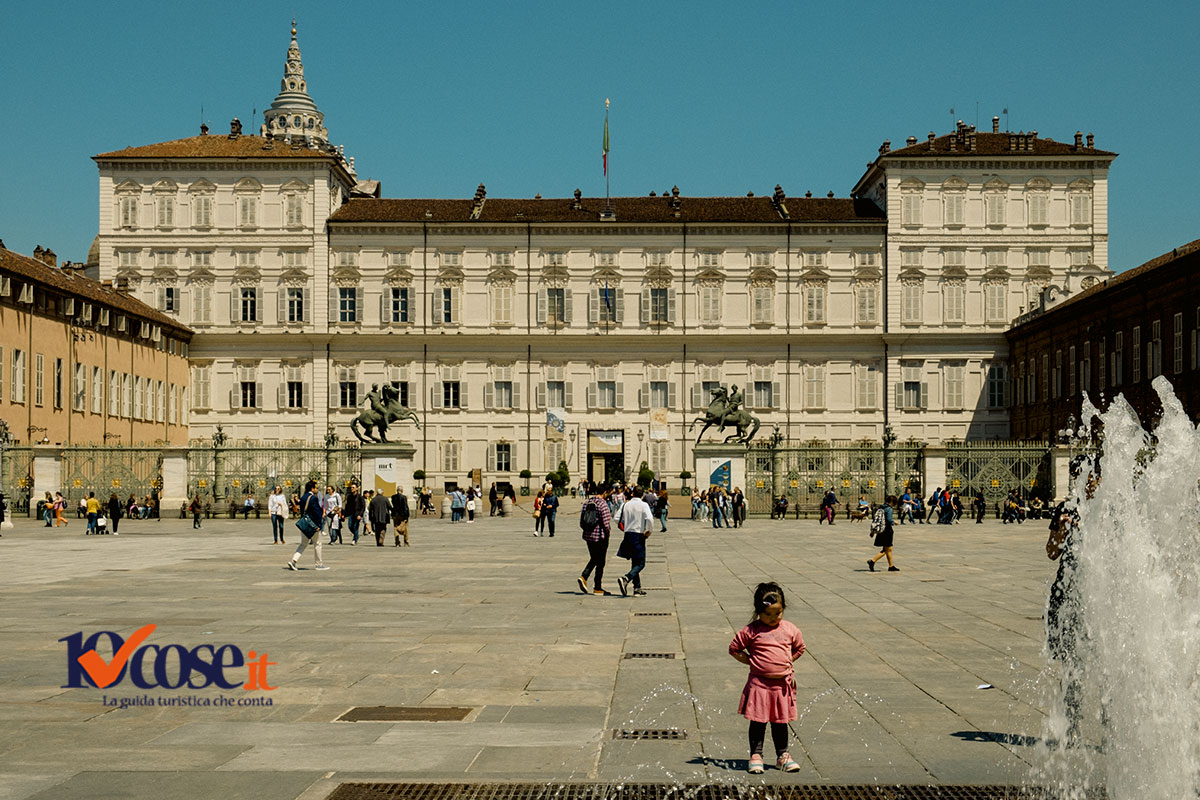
[1026,177,1052,190]
[385,265,414,286]
[115,179,142,193]
[542,264,570,287]
[233,266,262,285]
[188,179,215,193]
[280,179,308,193]
[151,266,178,282]
[645,264,674,285]
[984,267,1011,281]
[1025,265,1053,282]
[331,264,360,286]
[898,177,926,190]
[854,266,882,281]
[488,266,517,285]
[800,267,828,283]
[152,178,178,193]
[984,176,1010,191]
[942,176,968,190]
[695,266,726,284]
[188,269,216,284]
[748,266,777,287]
[592,266,622,285]
[1068,178,1094,191]
[942,265,968,279]
[279,268,309,287]
[234,177,263,192]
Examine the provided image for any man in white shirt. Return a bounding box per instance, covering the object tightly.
[322,484,343,544]
[616,486,655,597]
[268,486,288,544]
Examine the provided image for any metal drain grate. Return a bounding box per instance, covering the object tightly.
[335,706,473,722]
[623,652,676,659]
[613,728,687,740]
[644,587,671,591]
[324,782,1084,800]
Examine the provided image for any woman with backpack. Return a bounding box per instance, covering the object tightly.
[867,496,899,572]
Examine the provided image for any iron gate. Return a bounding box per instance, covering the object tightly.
[61,446,163,506]
[944,440,1051,505]
[745,441,924,517]
[1,445,34,513]
[187,444,362,504]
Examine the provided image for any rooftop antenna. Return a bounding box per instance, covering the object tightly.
[975,101,979,129]
[251,106,257,134]
[949,107,955,129]
[1003,106,1010,133]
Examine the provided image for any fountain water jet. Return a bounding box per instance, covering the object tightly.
[1036,377,1200,798]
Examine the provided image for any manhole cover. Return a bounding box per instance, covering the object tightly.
[323,782,1078,800]
[623,652,676,659]
[633,612,674,617]
[335,706,472,722]
[612,728,687,740]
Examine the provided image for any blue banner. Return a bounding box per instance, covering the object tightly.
[709,460,731,491]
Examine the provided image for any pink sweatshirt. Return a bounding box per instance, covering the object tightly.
[729,619,805,676]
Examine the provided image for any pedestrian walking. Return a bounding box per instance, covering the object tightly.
[268,485,288,544]
[867,496,899,572]
[728,581,806,774]
[973,490,987,524]
[343,484,364,544]
[657,489,670,532]
[449,488,466,523]
[489,483,499,516]
[84,492,100,535]
[42,492,53,526]
[189,494,203,528]
[731,487,745,528]
[821,489,839,525]
[285,480,328,570]
[577,489,613,596]
[532,490,545,536]
[541,489,559,537]
[322,484,343,543]
[107,493,123,536]
[391,486,410,546]
[367,489,391,546]
[53,492,67,527]
[615,486,655,597]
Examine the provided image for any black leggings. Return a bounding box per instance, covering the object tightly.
[581,538,609,590]
[748,721,789,757]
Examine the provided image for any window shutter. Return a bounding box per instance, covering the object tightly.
[564,381,573,410]
[588,289,598,323]
[277,383,286,409]
[615,382,624,410]
[640,288,650,323]
[536,289,547,324]
[586,382,597,410]
[451,287,462,325]
[431,383,443,410]
[772,381,781,409]
[230,386,240,410]
[255,381,263,408]
[615,289,625,324]
[155,287,166,311]
[692,383,703,410]
[329,286,339,324]
[302,382,310,409]
[458,381,468,409]
[230,290,239,324]
[277,289,286,324]
[667,288,677,324]
[639,382,649,410]
[563,289,573,324]
[379,291,388,325]
[512,381,521,408]
[254,288,263,322]
[919,382,929,410]
[355,287,364,322]
[483,383,494,410]
[487,443,496,472]
[330,384,339,409]
[894,383,904,411]
[536,382,546,410]
[357,382,367,408]
[431,291,442,325]
[667,382,677,409]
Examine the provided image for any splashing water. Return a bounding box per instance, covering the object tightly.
[1036,377,1200,798]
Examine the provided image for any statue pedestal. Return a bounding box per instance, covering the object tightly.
[360,443,417,503]
[694,443,747,492]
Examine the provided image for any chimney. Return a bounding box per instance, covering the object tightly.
[773,184,786,203]
[1086,133,1094,148]
[671,185,680,198]
[968,131,976,151]
[229,117,242,137]
[1073,131,1083,149]
[43,248,56,266]
[827,190,834,198]
[200,122,209,136]
[1009,134,1016,151]
[927,131,936,150]
[992,116,1000,133]
[948,135,957,152]
[572,188,582,210]
[906,136,918,146]
[879,140,890,155]
[805,190,812,198]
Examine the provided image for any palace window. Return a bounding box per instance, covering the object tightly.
[192,195,213,228]
[388,287,411,324]
[985,282,1008,324]
[1028,192,1049,226]
[698,285,721,324]
[943,363,965,410]
[491,284,513,326]
[92,366,103,414]
[943,283,965,325]
[109,370,121,415]
[856,364,878,410]
[901,193,922,226]
[987,364,1008,409]
[943,193,964,226]
[902,281,922,325]
[1070,192,1092,226]
[751,286,774,325]
[856,283,878,325]
[284,194,304,227]
[803,364,825,410]
[804,283,825,325]
[985,192,1006,226]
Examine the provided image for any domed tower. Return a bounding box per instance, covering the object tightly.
[262,20,330,144]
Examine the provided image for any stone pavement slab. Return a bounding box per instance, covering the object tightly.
[0,511,1067,798]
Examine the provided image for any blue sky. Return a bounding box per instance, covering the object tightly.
[2,1,1196,271]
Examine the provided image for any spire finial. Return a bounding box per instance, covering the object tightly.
[291,18,296,37]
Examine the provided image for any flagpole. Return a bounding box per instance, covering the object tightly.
[604,98,611,216]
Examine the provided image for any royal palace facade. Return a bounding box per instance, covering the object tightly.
[93,24,1116,490]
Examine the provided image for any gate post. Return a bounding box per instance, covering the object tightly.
[923,446,947,494]
[1049,444,1073,502]
[30,445,62,519]
[160,447,190,518]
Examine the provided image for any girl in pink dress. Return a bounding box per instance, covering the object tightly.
[728,581,806,774]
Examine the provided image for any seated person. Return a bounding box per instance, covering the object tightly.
[852,495,870,521]
[242,496,256,519]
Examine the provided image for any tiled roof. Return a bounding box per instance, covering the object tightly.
[329,195,885,225]
[0,247,192,337]
[94,134,342,162]
[880,131,1116,159]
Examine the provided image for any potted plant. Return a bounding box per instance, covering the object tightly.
[679,470,692,494]
[519,469,532,496]
[637,461,655,488]
[412,469,426,487]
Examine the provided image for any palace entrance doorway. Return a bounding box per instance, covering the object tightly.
[587,430,625,486]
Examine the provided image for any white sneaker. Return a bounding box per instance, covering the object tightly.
[315,564,331,570]
[617,576,630,597]
[285,561,298,571]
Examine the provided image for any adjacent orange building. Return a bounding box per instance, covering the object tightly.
[0,243,192,445]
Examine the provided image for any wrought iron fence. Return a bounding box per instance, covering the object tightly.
[60,446,164,507]
[1,445,35,513]
[186,443,361,505]
[944,440,1051,505]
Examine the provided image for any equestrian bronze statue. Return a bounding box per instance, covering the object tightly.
[350,382,421,443]
[689,384,761,445]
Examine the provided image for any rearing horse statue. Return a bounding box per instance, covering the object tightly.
[350,382,422,443]
[689,384,761,445]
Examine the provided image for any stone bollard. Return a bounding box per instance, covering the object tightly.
[441,496,451,519]
[502,496,514,517]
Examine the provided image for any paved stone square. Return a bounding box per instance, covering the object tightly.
[0,507,1068,799]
